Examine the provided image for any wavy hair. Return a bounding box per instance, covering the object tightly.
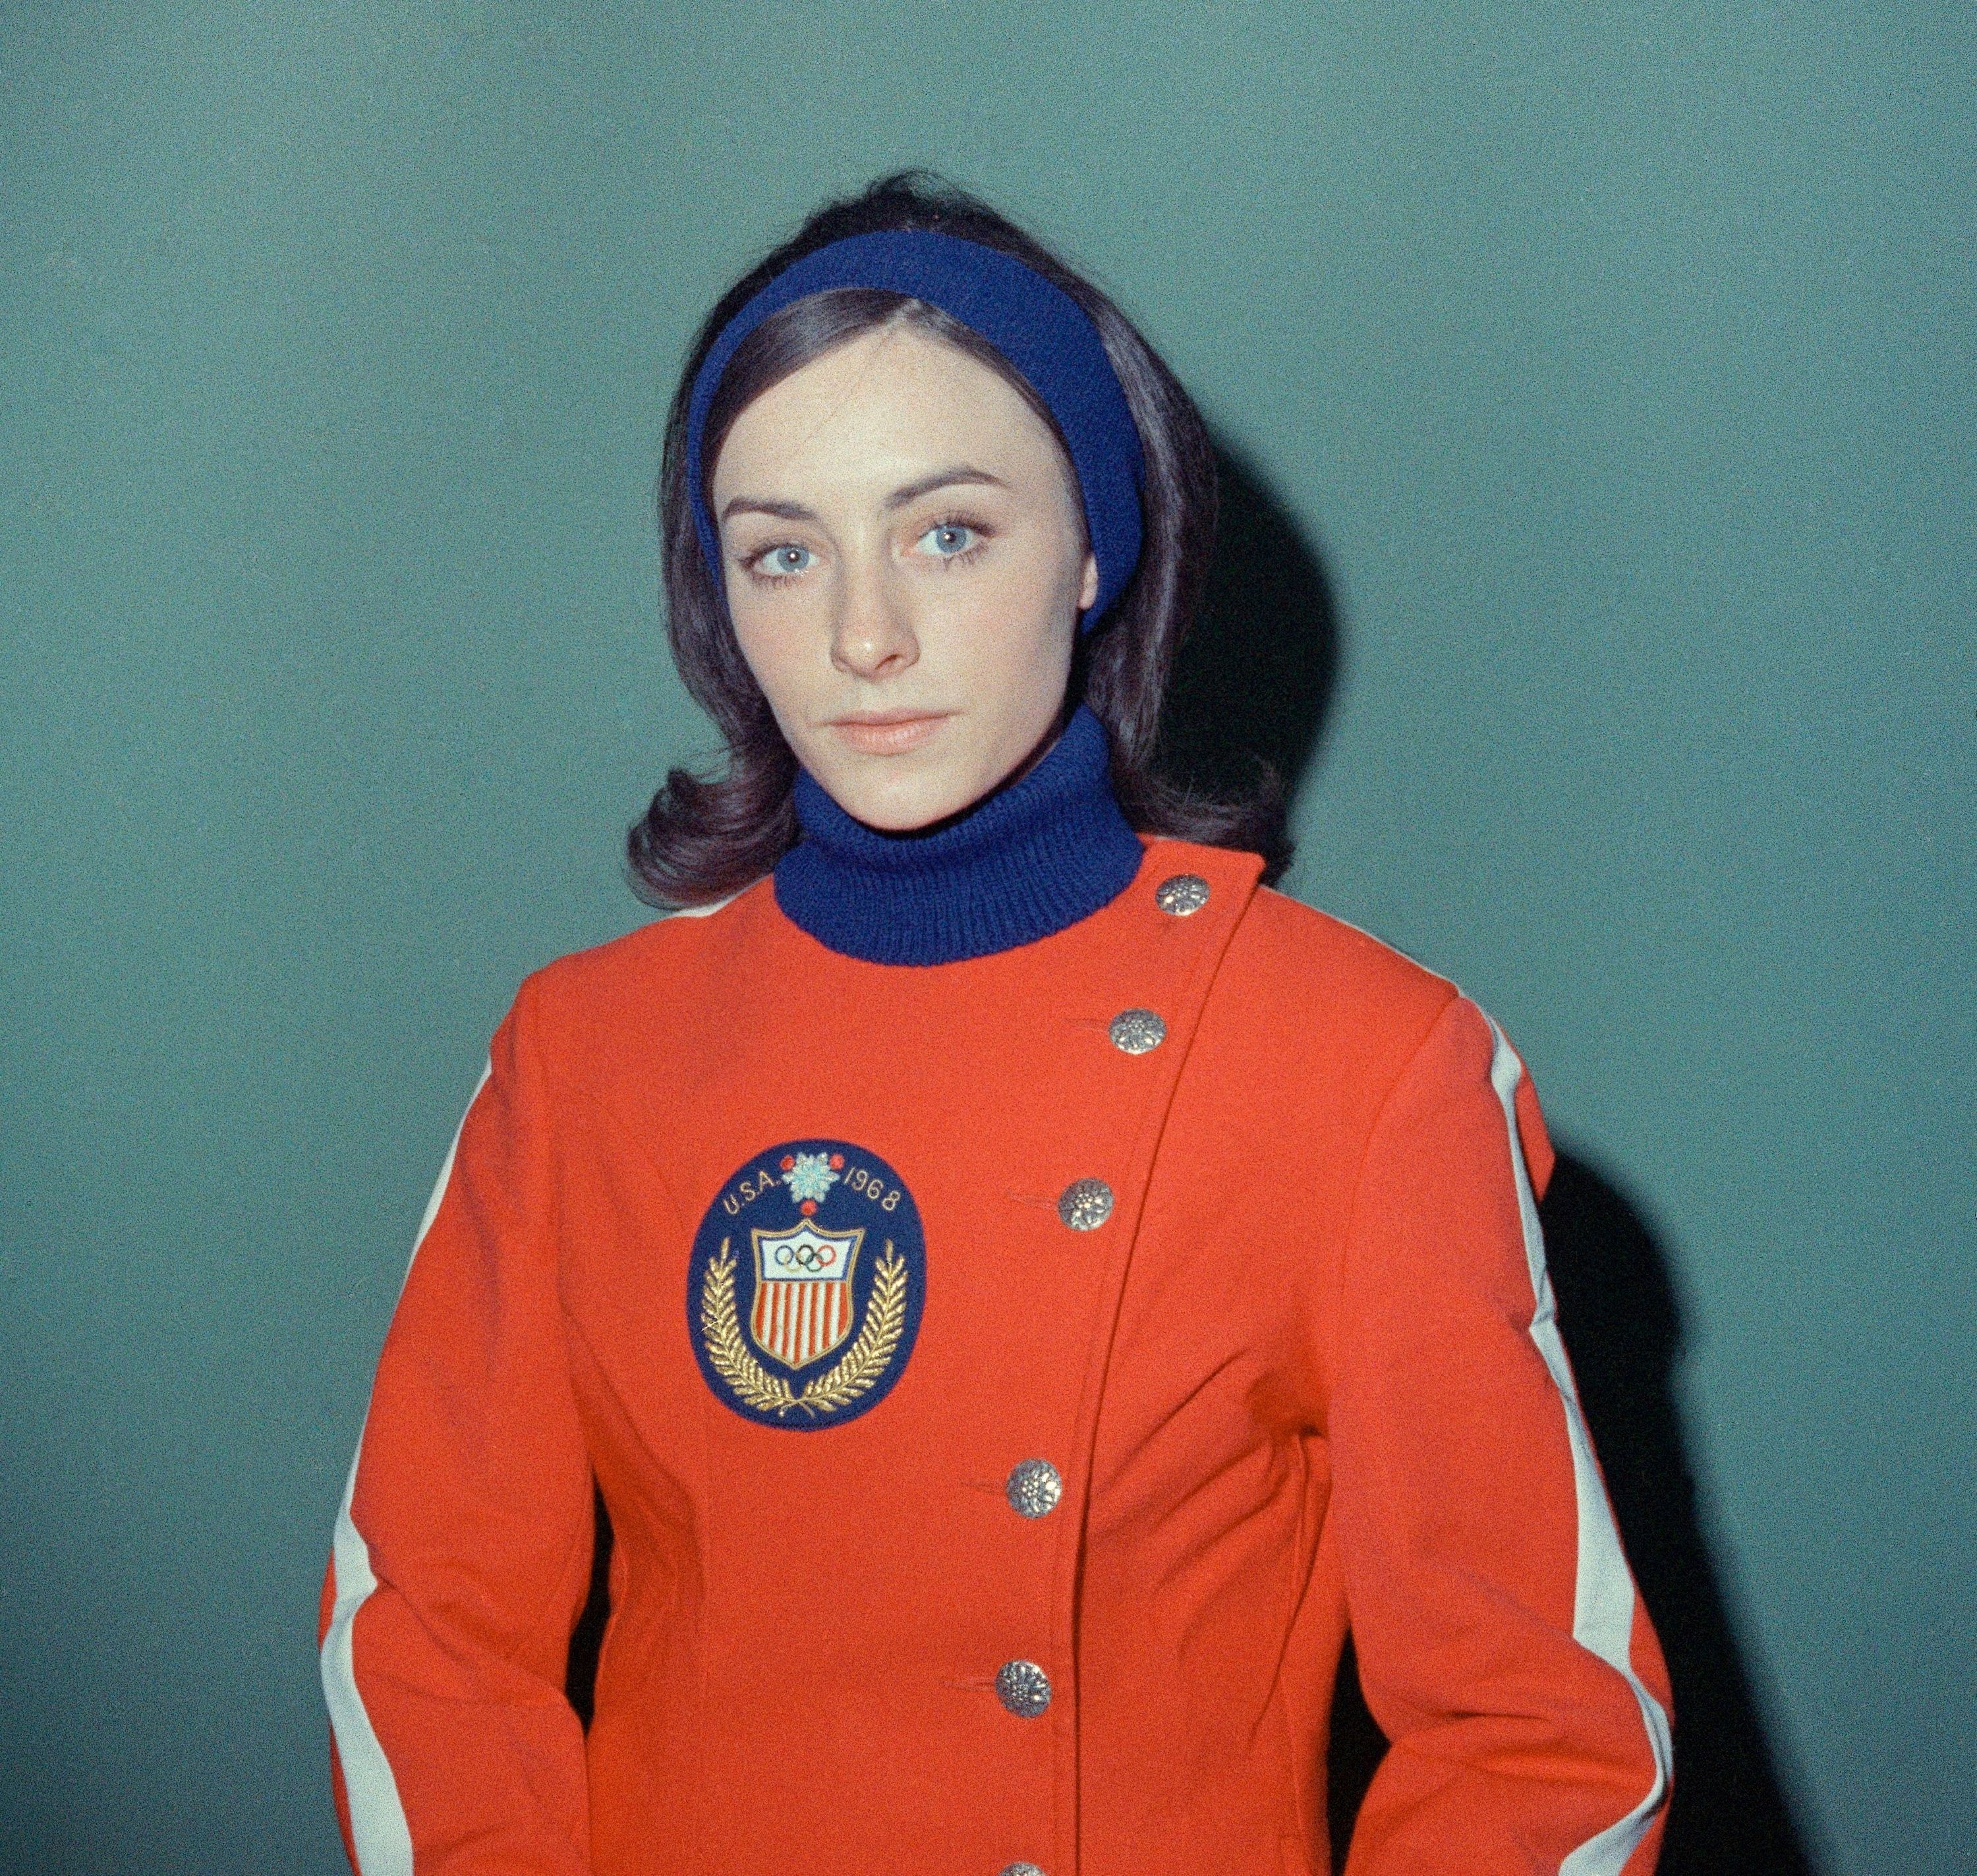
[629,171,1289,905]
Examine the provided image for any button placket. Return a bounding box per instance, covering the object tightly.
[992,874,1229,1777]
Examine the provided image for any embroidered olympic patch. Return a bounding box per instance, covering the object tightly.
[687,1140,925,1431]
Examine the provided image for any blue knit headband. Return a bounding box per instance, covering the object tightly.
[684,229,1145,632]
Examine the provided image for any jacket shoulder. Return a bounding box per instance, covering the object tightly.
[510,879,772,1033]
[1220,890,1555,1191]
[1228,884,1459,1034]
[1175,884,1476,1191]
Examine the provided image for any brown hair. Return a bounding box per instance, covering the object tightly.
[628,171,1290,906]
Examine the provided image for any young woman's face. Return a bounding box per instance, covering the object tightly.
[710,323,1099,832]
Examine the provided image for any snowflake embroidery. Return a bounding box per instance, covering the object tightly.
[780,1151,840,1206]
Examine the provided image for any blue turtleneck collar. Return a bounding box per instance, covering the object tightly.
[772,704,1145,967]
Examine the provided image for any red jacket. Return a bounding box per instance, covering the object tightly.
[320,838,1672,1875]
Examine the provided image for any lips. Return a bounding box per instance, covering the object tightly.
[826,711,952,756]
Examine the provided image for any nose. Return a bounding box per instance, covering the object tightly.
[829,551,918,680]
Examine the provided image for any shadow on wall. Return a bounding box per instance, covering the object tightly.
[1159,442,1343,800]
[567,443,1817,1872]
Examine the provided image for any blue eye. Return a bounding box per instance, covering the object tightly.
[919,523,978,558]
[757,544,813,578]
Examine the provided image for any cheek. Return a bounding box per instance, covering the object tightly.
[728,593,815,707]
[940,561,1076,717]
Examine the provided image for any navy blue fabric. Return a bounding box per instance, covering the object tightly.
[773,704,1144,966]
[685,230,1145,631]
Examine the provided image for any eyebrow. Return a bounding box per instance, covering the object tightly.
[718,465,1010,527]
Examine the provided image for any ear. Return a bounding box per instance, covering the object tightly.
[1078,551,1099,612]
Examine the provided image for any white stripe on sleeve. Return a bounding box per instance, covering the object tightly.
[1482,1017,1673,1875]
[320,1062,492,1876]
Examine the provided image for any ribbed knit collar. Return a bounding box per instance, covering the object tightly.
[772,703,1145,967]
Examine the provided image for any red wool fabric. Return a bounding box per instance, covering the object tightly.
[320,839,1672,1875]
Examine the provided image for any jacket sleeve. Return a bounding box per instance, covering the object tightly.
[317,979,596,1875]
[1331,994,1673,1874]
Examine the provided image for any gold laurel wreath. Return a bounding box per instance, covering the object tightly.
[702,1237,907,1419]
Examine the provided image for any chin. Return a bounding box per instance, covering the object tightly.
[824,764,982,834]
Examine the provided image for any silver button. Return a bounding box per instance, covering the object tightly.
[1056,1178,1113,1231]
[1000,1865,1046,1876]
[1006,1459,1063,1518]
[1108,1008,1166,1054]
[995,1659,1052,1717]
[1155,872,1210,915]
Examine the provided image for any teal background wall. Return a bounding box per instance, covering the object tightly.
[1,4,1968,1871]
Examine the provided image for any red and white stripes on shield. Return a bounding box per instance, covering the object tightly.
[749,1223,862,1368]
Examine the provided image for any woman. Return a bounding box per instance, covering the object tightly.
[320,172,1673,1876]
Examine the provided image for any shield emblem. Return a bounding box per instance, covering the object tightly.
[750,1221,865,1369]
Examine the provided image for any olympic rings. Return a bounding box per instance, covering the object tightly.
[772,1242,839,1272]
